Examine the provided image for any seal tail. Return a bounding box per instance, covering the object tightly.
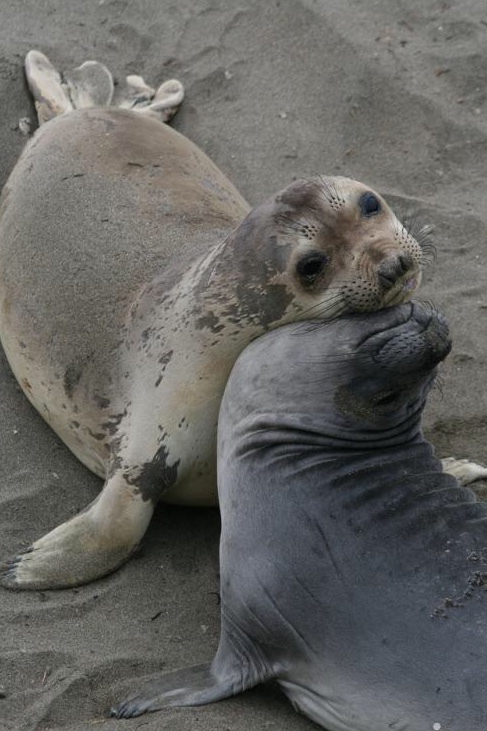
[25,50,184,126]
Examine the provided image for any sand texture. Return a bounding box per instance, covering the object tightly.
[0,1,486,729]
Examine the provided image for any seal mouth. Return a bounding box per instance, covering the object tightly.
[381,271,421,307]
[372,305,451,375]
[355,301,450,362]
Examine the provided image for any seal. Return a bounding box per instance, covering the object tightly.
[0,52,427,590]
[113,302,487,730]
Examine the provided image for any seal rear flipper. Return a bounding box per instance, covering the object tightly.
[136,79,185,123]
[24,50,184,127]
[114,74,156,108]
[25,50,74,125]
[111,663,252,719]
[64,60,114,109]
[442,456,487,486]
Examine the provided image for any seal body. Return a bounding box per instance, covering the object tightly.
[0,56,426,590]
[115,302,487,730]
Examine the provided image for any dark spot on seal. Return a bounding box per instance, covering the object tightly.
[125,443,180,504]
[102,410,127,437]
[93,394,111,409]
[196,312,225,333]
[158,350,173,366]
[60,172,85,181]
[359,191,381,217]
[87,429,106,442]
[64,353,95,398]
[227,281,294,329]
[334,381,408,423]
[155,350,173,387]
[64,364,83,398]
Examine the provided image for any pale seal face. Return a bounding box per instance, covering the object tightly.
[0,53,433,591]
[114,304,487,730]
[275,178,424,316]
[204,176,426,336]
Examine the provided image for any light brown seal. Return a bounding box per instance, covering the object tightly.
[0,52,428,589]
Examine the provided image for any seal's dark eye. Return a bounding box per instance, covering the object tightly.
[360,191,381,217]
[296,252,329,282]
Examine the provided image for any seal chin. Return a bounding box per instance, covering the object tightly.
[372,303,451,374]
[381,271,422,307]
[356,301,451,367]
[332,302,451,425]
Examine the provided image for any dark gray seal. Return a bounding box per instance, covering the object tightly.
[114,302,487,730]
[0,52,428,590]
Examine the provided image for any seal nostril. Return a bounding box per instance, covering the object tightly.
[378,254,413,290]
[398,253,413,274]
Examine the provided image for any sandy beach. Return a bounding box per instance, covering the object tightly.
[0,1,486,729]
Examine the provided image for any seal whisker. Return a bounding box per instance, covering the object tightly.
[393,208,437,262]
[296,291,349,322]
[309,175,346,209]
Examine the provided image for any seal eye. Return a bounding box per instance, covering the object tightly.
[360,191,381,217]
[296,252,329,283]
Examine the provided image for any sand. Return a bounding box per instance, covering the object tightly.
[0,1,486,729]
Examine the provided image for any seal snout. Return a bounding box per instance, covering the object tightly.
[377,252,415,291]
[374,303,451,374]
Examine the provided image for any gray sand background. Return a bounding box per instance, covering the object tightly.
[0,1,486,729]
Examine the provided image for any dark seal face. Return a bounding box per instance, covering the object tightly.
[218,301,452,455]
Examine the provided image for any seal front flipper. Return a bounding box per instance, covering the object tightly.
[441,456,487,486]
[112,655,278,719]
[112,664,235,719]
[1,472,154,590]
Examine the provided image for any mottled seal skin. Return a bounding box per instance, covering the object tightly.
[115,302,487,730]
[0,61,427,590]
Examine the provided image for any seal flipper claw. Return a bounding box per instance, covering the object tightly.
[25,50,73,125]
[64,60,114,109]
[442,456,487,486]
[111,662,257,719]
